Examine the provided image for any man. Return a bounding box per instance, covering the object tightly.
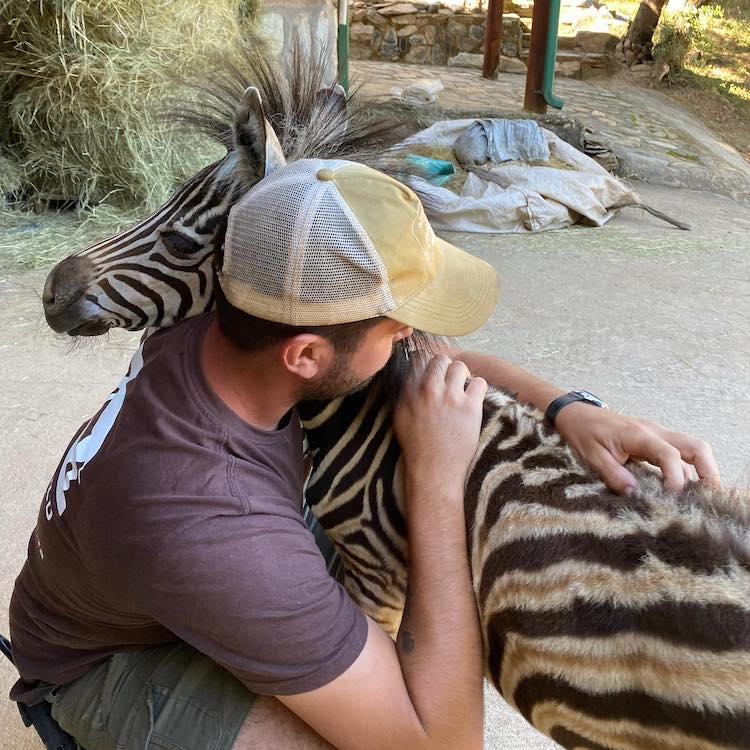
[10,160,718,750]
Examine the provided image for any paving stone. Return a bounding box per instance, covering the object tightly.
[404,44,431,63]
[558,34,579,51]
[496,55,527,74]
[350,21,375,42]
[575,30,619,54]
[448,51,483,68]
[379,2,419,15]
[629,63,654,81]
[392,13,418,24]
[431,43,448,64]
[380,27,400,58]
[366,8,389,25]
[556,59,582,78]
[469,24,485,42]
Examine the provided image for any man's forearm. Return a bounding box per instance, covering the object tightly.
[397,471,483,749]
[454,349,565,413]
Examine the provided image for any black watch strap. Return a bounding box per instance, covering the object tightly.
[545,390,607,426]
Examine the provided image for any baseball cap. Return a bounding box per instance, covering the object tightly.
[218,158,499,336]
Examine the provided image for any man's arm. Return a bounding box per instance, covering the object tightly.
[452,348,720,495]
[281,356,486,750]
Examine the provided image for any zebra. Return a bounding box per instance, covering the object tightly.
[300,365,750,750]
[40,51,750,749]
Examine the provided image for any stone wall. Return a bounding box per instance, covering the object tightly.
[348,3,523,66]
[347,0,627,77]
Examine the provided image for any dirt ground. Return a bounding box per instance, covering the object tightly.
[1,181,749,749]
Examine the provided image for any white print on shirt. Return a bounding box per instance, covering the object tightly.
[48,345,145,519]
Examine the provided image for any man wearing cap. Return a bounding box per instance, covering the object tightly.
[10,160,718,750]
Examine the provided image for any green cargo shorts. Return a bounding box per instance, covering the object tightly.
[46,641,254,750]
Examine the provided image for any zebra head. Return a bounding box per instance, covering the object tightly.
[42,50,389,336]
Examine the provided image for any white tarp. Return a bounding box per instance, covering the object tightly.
[399,119,639,233]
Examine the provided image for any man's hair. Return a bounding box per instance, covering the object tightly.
[213,267,385,354]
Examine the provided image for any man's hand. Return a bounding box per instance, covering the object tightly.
[555,401,721,496]
[394,355,487,490]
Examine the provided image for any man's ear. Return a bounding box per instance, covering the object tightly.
[281,334,334,380]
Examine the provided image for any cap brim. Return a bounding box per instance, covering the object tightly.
[390,238,500,337]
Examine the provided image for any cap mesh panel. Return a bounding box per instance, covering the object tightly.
[299,190,386,303]
[224,159,391,320]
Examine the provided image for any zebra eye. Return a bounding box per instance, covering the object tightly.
[159,230,201,259]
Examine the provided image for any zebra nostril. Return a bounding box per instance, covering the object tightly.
[43,256,94,316]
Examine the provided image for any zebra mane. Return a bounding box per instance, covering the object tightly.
[169,40,397,188]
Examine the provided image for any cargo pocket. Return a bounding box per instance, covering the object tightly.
[139,683,221,750]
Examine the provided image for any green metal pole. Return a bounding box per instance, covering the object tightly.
[542,0,564,109]
[338,1,349,93]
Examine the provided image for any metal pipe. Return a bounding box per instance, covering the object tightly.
[542,0,564,108]
[338,0,349,92]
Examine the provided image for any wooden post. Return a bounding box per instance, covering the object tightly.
[523,0,550,113]
[482,0,504,79]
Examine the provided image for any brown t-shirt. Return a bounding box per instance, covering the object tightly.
[9,314,367,705]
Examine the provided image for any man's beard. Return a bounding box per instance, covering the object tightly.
[295,349,376,402]
[296,333,438,404]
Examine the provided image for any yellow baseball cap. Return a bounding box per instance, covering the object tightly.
[219,159,499,336]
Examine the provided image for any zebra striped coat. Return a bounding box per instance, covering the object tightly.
[300,371,750,750]
[42,51,750,749]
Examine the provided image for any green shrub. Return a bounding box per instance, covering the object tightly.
[653,10,704,79]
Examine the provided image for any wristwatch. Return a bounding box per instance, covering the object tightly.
[544,390,608,426]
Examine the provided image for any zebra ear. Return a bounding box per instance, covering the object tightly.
[233,86,287,179]
[318,84,346,114]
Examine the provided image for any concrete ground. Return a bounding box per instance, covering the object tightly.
[1,180,748,749]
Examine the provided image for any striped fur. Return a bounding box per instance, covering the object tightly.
[44,51,750,749]
[300,380,750,750]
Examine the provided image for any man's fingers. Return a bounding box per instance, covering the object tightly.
[626,428,685,492]
[669,433,720,484]
[464,376,488,402]
[423,354,452,389]
[591,447,637,497]
[445,359,471,392]
[644,425,721,485]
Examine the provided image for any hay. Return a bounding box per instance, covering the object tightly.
[0,151,23,207]
[0,0,254,211]
[0,203,142,271]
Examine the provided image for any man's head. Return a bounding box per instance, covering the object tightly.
[216,158,500,400]
[213,273,413,401]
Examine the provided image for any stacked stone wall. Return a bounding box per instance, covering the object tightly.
[347,0,627,78]
[349,3,523,66]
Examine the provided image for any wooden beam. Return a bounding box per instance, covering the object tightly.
[482,0,504,79]
[523,0,550,113]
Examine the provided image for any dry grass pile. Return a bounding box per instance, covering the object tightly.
[0,0,254,211]
[0,203,141,270]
